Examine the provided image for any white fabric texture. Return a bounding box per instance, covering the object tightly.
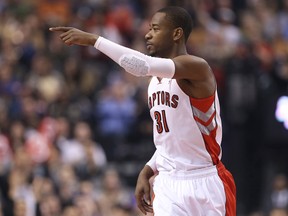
[152,166,226,216]
[94,37,175,78]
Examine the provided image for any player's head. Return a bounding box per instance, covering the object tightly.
[157,6,193,42]
[145,6,193,57]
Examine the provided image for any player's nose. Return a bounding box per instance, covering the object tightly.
[145,31,152,40]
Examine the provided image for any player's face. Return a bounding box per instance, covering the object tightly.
[145,12,175,57]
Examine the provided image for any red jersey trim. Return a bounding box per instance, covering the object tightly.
[189,94,215,113]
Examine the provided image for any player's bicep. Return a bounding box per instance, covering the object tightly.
[172,55,211,81]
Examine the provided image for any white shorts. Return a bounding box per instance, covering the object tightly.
[152,163,236,216]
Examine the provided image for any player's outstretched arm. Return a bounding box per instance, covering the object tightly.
[50,27,215,98]
[50,27,175,78]
[49,27,99,46]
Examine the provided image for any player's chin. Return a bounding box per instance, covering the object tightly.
[146,46,154,55]
[148,50,156,57]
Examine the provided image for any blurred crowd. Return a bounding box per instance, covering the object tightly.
[0,0,288,215]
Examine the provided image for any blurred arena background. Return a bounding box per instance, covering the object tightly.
[0,0,288,215]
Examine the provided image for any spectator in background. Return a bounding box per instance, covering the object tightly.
[97,167,136,216]
[74,194,102,216]
[26,53,64,104]
[0,62,22,117]
[278,0,288,40]
[36,0,71,26]
[8,120,26,151]
[95,76,136,161]
[0,133,12,174]
[196,0,242,60]
[269,209,288,216]
[8,166,35,216]
[73,121,107,178]
[269,174,288,214]
[110,203,136,216]
[38,194,62,216]
[55,165,79,207]
[61,205,81,216]
[83,5,123,60]
[56,120,106,177]
[13,199,27,216]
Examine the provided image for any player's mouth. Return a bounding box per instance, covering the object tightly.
[146,42,153,50]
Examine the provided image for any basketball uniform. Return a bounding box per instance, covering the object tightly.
[147,77,236,216]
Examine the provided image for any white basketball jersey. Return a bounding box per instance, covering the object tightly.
[148,77,223,173]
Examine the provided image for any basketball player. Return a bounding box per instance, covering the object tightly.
[50,6,236,216]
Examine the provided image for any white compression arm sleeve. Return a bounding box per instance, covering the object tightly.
[94,37,175,78]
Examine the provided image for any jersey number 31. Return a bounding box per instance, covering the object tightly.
[154,110,170,133]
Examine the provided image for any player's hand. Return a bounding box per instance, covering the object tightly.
[135,165,154,215]
[49,27,98,46]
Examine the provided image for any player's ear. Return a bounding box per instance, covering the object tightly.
[173,27,183,41]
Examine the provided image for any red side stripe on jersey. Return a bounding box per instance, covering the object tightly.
[190,94,221,165]
[217,162,237,216]
[202,130,221,165]
[193,111,216,127]
[189,94,215,113]
[191,93,236,215]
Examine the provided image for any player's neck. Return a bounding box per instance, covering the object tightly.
[168,45,188,58]
[154,45,187,58]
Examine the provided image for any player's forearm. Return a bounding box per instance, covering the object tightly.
[94,37,175,78]
[140,165,155,180]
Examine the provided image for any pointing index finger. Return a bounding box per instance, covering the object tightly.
[49,27,73,32]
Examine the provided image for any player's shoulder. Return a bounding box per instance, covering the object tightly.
[174,54,208,65]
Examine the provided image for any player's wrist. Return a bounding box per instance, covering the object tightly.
[89,34,98,46]
[94,36,102,48]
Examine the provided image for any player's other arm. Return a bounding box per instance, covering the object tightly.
[135,150,157,215]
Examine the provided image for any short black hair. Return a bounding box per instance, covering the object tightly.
[157,6,193,42]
